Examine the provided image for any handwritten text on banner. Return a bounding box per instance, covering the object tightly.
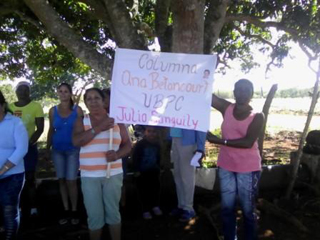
[110,48,217,132]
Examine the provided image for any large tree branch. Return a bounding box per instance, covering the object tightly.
[233,24,279,74]
[0,8,14,16]
[0,0,25,16]
[23,0,111,78]
[155,0,171,52]
[14,10,46,32]
[234,25,275,48]
[226,15,299,40]
[102,0,147,49]
[226,14,319,64]
[77,0,116,40]
[204,0,231,54]
[299,42,319,72]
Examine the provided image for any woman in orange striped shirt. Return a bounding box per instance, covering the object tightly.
[73,88,132,240]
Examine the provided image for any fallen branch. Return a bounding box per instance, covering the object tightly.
[295,180,320,197]
[301,198,320,210]
[257,199,309,233]
[198,204,221,240]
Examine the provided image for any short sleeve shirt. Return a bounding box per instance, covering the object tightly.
[9,101,44,139]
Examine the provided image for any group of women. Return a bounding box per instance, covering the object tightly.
[0,78,264,240]
[0,84,131,240]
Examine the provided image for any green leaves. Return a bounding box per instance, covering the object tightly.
[0,0,319,100]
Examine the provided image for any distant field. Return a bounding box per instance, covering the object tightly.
[210,98,320,134]
[40,97,320,142]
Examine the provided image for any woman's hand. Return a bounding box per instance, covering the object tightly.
[96,117,115,133]
[207,131,221,144]
[106,150,118,162]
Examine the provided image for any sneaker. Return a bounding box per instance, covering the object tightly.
[152,206,163,216]
[59,210,70,225]
[71,211,80,225]
[170,208,184,217]
[179,210,196,222]
[143,212,152,220]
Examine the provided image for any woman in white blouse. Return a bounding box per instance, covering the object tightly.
[0,90,28,240]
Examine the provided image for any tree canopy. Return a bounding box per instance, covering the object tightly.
[0,0,319,98]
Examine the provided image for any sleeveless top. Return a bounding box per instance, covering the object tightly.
[52,105,78,151]
[79,114,122,177]
[218,104,261,173]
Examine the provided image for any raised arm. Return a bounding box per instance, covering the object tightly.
[207,113,265,149]
[211,94,231,116]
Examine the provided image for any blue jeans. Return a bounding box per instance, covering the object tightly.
[0,173,24,240]
[219,167,260,240]
[52,149,80,180]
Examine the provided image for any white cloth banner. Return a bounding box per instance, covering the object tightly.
[110,48,217,132]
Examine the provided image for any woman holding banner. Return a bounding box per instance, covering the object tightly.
[207,79,264,240]
[72,88,132,240]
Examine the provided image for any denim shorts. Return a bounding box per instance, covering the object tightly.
[81,174,123,230]
[52,149,80,180]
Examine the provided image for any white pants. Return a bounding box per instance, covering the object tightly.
[171,138,196,212]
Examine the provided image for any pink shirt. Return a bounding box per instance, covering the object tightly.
[217,104,261,173]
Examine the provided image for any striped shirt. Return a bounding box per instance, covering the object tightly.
[80,114,122,177]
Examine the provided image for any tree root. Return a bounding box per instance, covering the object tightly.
[295,180,320,197]
[198,204,221,240]
[257,198,309,233]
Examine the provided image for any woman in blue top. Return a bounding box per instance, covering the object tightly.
[47,83,83,225]
[0,90,28,239]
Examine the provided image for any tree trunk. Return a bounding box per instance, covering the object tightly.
[285,58,320,198]
[157,0,205,171]
[203,0,230,54]
[171,0,205,54]
[258,84,278,157]
[103,0,147,49]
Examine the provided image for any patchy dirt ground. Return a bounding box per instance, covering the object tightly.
[10,130,320,240]
[262,130,301,164]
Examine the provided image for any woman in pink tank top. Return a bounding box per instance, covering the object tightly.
[207,79,264,240]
